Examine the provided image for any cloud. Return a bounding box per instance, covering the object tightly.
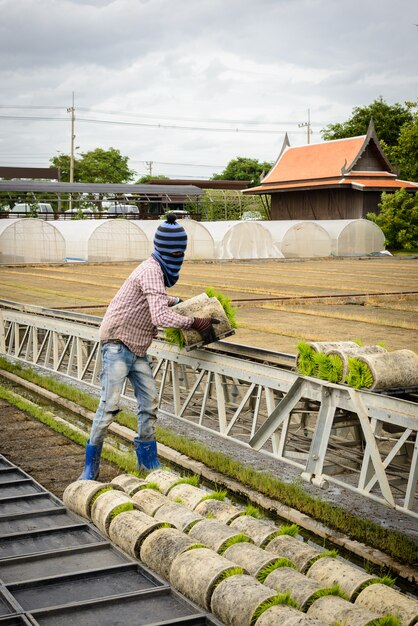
[0,0,417,177]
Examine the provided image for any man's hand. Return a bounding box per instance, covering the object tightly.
[191,317,221,344]
[169,297,183,306]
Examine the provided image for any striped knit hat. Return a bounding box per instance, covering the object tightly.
[152,212,188,287]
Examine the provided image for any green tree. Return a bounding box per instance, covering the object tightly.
[212,157,273,187]
[381,108,418,181]
[185,189,268,221]
[136,174,170,184]
[321,97,414,146]
[49,153,81,182]
[367,189,418,251]
[50,147,135,183]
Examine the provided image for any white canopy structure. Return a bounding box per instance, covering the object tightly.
[260,221,332,258]
[201,220,279,259]
[318,219,386,256]
[0,219,66,264]
[135,219,215,260]
[51,219,149,262]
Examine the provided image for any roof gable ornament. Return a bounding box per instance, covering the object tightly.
[346,118,395,174]
[260,133,290,183]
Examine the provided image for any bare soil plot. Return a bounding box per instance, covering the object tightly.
[1,257,417,355]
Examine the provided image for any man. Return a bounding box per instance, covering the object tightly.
[80,213,217,479]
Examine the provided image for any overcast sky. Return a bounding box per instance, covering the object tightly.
[0,0,417,180]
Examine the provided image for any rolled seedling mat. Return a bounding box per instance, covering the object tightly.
[355,583,418,626]
[110,474,147,496]
[194,498,242,524]
[90,489,135,537]
[140,527,202,581]
[131,487,169,516]
[325,345,387,381]
[170,293,234,348]
[307,556,377,600]
[170,547,245,610]
[263,566,328,610]
[297,341,359,376]
[223,542,283,580]
[347,349,418,391]
[230,515,283,548]
[188,518,252,554]
[154,501,204,532]
[265,534,324,573]
[307,594,383,626]
[167,483,208,509]
[210,573,278,626]
[255,604,323,626]
[108,509,170,559]
[145,468,180,494]
[62,480,120,520]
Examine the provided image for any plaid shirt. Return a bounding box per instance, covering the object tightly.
[99,257,193,356]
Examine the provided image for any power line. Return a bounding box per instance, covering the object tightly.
[0,113,311,134]
[0,104,326,127]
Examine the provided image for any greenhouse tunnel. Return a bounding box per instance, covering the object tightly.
[51,219,150,262]
[318,219,386,256]
[0,218,66,264]
[261,221,332,258]
[202,221,279,259]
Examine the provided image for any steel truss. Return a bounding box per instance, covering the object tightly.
[1,307,417,518]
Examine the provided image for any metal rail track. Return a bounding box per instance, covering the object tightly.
[0,300,417,519]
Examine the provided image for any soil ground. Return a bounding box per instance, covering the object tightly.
[0,398,119,499]
[1,257,417,353]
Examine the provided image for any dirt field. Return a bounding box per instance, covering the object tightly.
[1,256,418,354]
[0,398,119,498]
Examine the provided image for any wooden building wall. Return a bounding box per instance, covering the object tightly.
[270,189,382,220]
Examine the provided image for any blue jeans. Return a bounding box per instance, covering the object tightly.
[89,342,158,446]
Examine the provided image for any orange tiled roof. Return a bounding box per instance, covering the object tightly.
[345,177,418,189]
[249,176,418,193]
[262,136,365,184]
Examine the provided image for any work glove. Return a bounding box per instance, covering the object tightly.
[191,317,221,344]
[169,297,183,306]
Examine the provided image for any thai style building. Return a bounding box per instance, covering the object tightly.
[246,120,418,220]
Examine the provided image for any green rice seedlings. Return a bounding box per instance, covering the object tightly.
[109,502,134,520]
[173,475,200,487]
[314,351,333,380]
[304,585,348,609]
[205,287,238,329]
[251,593,298,626]
[200,490,227,502]
[143,482,162,492]
[296,341,318,376]
[164,327,186,349]
[244,504,263,518]
[324,353,344,383]
[219,533,252,554]
[274,524,300,537]
[214,566,245,587]
[367,618,402,626]
[346,357,374,389]
[183,542,207,551]
[256,558,297,583]
[89,486,114,508]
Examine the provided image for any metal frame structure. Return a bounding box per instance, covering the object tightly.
[0,304,417,519]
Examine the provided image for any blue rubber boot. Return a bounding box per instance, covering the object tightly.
[134,436,161,471]
[79,440,102,480]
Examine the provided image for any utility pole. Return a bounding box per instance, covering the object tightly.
[298,108,312,144]
[145,161,153,177]
[67,92,75,210]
